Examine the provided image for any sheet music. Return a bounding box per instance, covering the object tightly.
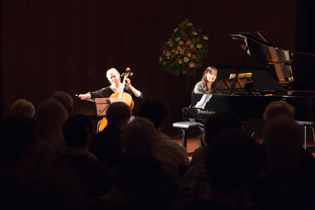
[194,94,212,109]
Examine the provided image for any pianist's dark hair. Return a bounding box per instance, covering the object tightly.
[202,66,218,93]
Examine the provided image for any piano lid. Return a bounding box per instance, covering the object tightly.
[230,31,315,91]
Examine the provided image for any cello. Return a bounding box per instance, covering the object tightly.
[98,67,134,132]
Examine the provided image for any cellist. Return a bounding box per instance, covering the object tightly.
[78,67,143,130]
[79,67,143,100]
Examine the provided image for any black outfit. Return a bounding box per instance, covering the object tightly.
[191,82,209,147]
[89,125,122,169]
[89,86,143,99]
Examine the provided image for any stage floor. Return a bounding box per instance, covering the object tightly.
[171,137,315,159]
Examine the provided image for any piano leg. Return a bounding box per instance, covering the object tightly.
[296,121,315,150]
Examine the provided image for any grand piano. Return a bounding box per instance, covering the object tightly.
[183,32,315,124]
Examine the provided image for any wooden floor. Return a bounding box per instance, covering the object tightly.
[171,136,315,158]
[172,137,199,160]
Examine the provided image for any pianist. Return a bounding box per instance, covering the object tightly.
[191,66,219,147]
[193,66,218,94]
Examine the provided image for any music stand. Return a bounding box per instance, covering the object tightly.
[94,98,125,117]
[95,98,111,117]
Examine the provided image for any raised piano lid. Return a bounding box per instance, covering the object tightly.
[229,31,315,92]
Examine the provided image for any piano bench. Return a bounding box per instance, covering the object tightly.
[173,121,199,149]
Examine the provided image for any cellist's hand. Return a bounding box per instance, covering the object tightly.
[124,77,142,98]
[125,78,131,87]
[78,93,91,100]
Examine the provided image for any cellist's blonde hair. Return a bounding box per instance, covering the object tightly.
[106,68,121,84]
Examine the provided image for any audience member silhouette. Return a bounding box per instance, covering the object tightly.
[0,116,38,210]
[52,91,74,116]
[120,117,158,156]
[263,100,295,122]
[190,110,242,165]
[261,101,315,173]
[52,114,111,198]
[32,99,68,170]
[248,100,295,144]
[82,154,162,210]
[89,102,131,169]
[179,110,244,200]
[263,115,304,171]
[9,99,35,118]
[33,98,68,153]
[250,115,315,210]
[10,169,86,210]
[169,129,263,210]
[120,116,178,207]
[137,97,190,181]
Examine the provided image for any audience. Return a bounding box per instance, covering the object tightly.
[2,93,315,210]
[190,109,243,165]
[52,114,111,198]
[250,115,315,210]
[33,98,68,154]
[82,154,162,210]
[52,91,74,116]
[120,117,158,156]
[169,129,263,210]
[261,100,315,173]
[263,100,295,122]
[263,115,304,172]
[178,110,244,200]
[11,169,86,210]
[0,116,38,210]
[120,117,176,207]
[32,99,67,170]
[89,102,131,169]
[0,116,38,176]
[137,98,190,181]
[9,99,35,118]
